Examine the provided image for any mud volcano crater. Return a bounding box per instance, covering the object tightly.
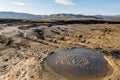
[46,48,112,78]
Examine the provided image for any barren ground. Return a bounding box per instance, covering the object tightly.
[0,19,120,80]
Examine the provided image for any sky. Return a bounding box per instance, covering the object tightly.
[0,0,120,15]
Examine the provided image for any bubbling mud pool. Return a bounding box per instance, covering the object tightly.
[46,48,113,80]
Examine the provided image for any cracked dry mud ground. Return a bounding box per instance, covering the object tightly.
[0,23,120,80]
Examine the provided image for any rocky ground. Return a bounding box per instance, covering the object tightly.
[0,19,120,80]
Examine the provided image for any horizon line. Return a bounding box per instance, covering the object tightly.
[0,11,120,16]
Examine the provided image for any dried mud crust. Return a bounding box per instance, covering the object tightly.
[46,48,113,80]
[0,23,120,80]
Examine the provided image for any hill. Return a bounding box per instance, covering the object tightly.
[0,12,100,19]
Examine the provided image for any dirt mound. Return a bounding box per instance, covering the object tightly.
[46,48,113,80]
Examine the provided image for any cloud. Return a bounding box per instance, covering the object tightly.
[55,0,75,5]
[12,1,25,6]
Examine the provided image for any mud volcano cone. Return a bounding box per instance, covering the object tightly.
[46,48,112,79]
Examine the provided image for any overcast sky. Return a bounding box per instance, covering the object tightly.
[0,0,120,15]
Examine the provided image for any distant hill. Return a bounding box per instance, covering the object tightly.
[0,12,100,19]
[0,12,43,19]
[48,14,99,19]
[95,15,120,18]
[0,12,120,19]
